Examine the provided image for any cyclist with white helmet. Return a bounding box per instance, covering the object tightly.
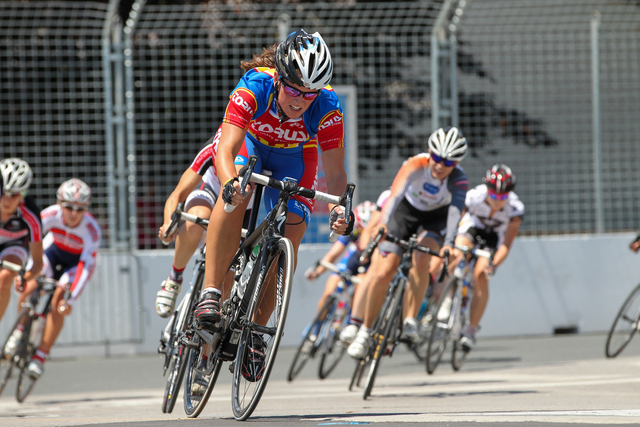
[304,201,377,339]
[0,158,43,324]
[6,178,102,378]
[347,127,470,359]
[448,163,524,351]
[194,29,351,373]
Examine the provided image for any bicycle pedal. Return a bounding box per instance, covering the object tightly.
[157,343,167,354]
[229,361,235,373]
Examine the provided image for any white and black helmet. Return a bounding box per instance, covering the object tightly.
[0,158,33,194]
[275,29,333,91]
[428,126,468,162]
[57,178,91,204]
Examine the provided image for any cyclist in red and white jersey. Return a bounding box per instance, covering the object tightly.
[451,164,524,350]
[7,178,101,378]
[0,158,42,324]
[347,127,469,359]
[155,134,224,318]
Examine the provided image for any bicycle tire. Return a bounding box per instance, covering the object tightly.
[162,346,188,413]
[412,294,438,362]
[451,311,469,371]
[363,279,404,400]
[317,298,348,380]
[183,342,222,418]
[16,317,37,403]
[287,297,334,382]
[162,267,204,413]
[605,283,640,358]
[0,308,30,396]
[231,237,294,421]
[426,277,459,374]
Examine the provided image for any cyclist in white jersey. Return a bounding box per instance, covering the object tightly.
[0,158,43,324]
[450,164,524,350]
[348,127,469,359]
[7,178,101,378]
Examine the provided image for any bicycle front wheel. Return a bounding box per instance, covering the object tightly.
[363,280,403,400]
[606,283,640,358]
[287,297,334,382]
[0,308,30,396]
[183,341,222,418]
[412,293,437,362]
[426,277,459,374]
[451,311,469,371]
[16,318,37,403]
[231,237,294,421]
[162,346,188,413]
[318,298,348,380]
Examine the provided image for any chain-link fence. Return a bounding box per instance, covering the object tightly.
[2,0,640,249]
[450,0,640,234]
[0,1,112,240]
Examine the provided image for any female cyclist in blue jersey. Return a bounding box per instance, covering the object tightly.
[193,30,351,354]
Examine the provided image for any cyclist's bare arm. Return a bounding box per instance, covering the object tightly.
[491,216,522,269]
[16,241,43,289]
[321,146,348,217]
[159,168,203,243]
[306,240,348,280]
[358,210,382,251]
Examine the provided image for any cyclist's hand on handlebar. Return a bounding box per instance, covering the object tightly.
[58,300,72,316]
[630,236,640,253]
[222,177,252,208]
[158,222,177,244]
[329,206,353,236]
[13,275,25,293]
[440,245,453,260]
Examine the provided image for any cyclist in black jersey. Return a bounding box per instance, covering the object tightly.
[0,158,43,323]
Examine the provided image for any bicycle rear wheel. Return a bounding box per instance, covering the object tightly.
[231,237,293,421]
[363,280,403,400]
[606,283,640,358]
[0,308,30,396]
[318,298,348,380]
[287,297,334,382]
[426,277,459,374]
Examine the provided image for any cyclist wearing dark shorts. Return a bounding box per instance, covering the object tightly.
[0,158,42,324]
[347,127,469,359]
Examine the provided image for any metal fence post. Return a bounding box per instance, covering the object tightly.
[591,11,604,233]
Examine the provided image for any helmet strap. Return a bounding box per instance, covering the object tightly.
[274,81,290,124]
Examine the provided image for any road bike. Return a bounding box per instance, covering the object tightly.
[605,282,640,358]
[287,259,359,382]
[349,228,446,399]
[426,242,492,374]
[157,203,210,413]
[0,260,70,402]
[180,155,354,420]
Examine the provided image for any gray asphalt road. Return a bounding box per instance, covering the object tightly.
[1,332,640,426]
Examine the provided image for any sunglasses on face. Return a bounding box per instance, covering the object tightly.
[61,203,86,212]
[430,153,457,167]
[1,192,21,199]
[488,190,509,201]
[279,79,320,101]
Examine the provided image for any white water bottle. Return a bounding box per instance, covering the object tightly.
[29,315,45,346]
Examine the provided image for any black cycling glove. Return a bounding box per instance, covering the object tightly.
[329,206,355,236]
[222,177,239,205]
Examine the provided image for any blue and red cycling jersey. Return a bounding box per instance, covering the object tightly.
[222,67,344,222]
